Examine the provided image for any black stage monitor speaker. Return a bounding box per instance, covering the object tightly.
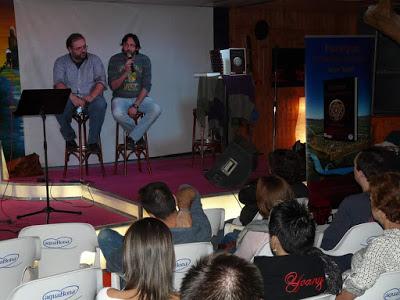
[205,137,258,189]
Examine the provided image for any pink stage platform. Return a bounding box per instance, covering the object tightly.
[0,154,268,240]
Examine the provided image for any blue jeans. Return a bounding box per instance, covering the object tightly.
[98,228,124,273]
[111,96,161,142]
[56,95,107,144]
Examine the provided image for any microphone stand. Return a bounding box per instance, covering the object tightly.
[16,107,81,223]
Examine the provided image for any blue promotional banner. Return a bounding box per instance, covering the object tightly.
[305,36,375,182]
[0,0,25,161]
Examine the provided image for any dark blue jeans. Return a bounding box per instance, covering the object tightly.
[56,95,107,144]
[98,228,124,273]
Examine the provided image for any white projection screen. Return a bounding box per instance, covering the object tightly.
[14,0,213,166]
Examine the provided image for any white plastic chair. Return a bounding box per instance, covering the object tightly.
[224,212,263,235]
[251,241,273,262]
[204,208,225,236]
[111,272,122,289]
[314,224,330,247]
[300,294,336,300]
[355,271,400,300]
[296,197,309,206]
[0,236,41,300]
[18,222,100,278]
[224,223,244,235]
[321,222,383,256]
[6,267,103,300]
[173,242,213,291]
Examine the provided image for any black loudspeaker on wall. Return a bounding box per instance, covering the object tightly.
[205,136,258,189]
[357,8,400,115]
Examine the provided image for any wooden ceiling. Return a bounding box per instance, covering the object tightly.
[73,0,399,8]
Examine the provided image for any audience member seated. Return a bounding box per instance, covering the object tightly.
[96,218,178,300]
[336,172,400,300]
[98,182,211,274]
[239,149,308,226]
[254,200,342,300]
[320,147,398,271]
[235,175,294,260]
[180,253,264,300]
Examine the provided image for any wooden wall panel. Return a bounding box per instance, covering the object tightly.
[229,0,361,155]
[371,116,400,143]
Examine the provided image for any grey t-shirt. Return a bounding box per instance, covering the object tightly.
[107,52,152,98]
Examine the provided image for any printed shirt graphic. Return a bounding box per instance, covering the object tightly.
[122,64,142,94]
[254,254,327,300]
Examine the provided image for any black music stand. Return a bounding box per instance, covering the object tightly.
[14,89,82,223]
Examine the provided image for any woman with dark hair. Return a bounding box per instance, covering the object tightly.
[235,175,295,260]
[239,149,308,226]
[96,218,178,300]
[254,200,342,300]
[336,172,400,300]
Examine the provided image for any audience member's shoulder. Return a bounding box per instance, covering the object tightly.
[340,192,370,208]
[291,182,309,198]
[255,254,326,283]
[369,229,400,247]
[170,293,180,300]
[255,253,322,268]
[96,287,116,300]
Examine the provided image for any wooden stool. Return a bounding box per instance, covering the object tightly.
[192,108,221,169]
[114,112,151,176]
[63,112,105,178]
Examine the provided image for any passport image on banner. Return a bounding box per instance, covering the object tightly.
[323,77,358,141]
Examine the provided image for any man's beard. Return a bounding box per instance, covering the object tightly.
[124,50,133,57]
[72,52,87,62]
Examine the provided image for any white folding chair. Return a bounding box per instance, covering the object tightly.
[355,271,400,300]
[314,224,330,247]
[296,197,309,206]
[300,294,336,300]
[224,212,263,235]
[321,222,383,256]
[223,223,244,235]
[111,272,122,289]
[0,237,41,300]
[251,241,273,262]
[204,208,225,237]
[173,242,213,291]
[6,267,103,300]
[18,222,100,278]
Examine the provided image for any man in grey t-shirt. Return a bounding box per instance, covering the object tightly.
[53,33,107,153]
[108,33,161,148]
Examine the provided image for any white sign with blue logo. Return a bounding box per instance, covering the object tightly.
[42,285,79,300]
[0,253,20,268]
[42,237,75,249]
